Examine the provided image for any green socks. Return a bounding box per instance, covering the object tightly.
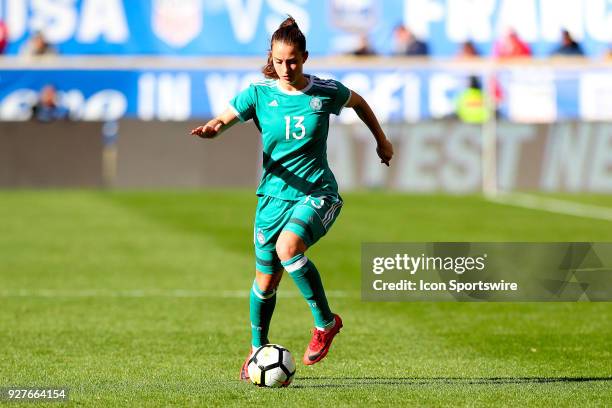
[250,254,334,347]
[249,280,276,348]
[282,254,334,329]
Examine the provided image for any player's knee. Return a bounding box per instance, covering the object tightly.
[255,270,282,292]
[275,239,302,261]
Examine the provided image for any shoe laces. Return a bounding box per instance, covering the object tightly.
[309,328,327,349]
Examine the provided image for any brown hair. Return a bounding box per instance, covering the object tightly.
[262,16,307,79]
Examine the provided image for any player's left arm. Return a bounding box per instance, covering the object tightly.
[345,91,394,166]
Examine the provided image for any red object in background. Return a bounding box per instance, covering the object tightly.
[489,76,503,106]
[493,30,531,58]
[0,20,8,54]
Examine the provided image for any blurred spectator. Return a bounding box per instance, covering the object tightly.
[457,41,480,59]
[352,34,375,56]
[552,29,583,56]
[493,29,531,58]
[456,76,490,124]
[31,85,69,122]
[0,20,8,54]
[393,25,428,56]
[20,31,57,56]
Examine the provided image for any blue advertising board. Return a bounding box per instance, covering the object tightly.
[2,66,611,122]
[1,0,611,57]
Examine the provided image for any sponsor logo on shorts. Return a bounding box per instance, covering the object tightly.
[256,228,266,245]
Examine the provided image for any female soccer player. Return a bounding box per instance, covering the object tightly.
[190,17,393,379]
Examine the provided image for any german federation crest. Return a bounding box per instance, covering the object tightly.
[256,228,266,245]
[152,0,203,48]
[310,97,322,111]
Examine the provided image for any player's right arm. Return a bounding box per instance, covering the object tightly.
[190,108,239,139]
[191,83,257,139]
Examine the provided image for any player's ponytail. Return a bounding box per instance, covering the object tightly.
[262,16,307,79]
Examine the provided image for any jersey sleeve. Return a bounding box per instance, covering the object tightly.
[229,85,256,122]
[329,80,352,115]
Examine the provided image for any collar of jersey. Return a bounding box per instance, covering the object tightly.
[276,75,313,95]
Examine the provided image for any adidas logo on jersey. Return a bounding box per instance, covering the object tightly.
[268,100,279,107]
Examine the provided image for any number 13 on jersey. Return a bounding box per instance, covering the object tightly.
[285,116,305,140]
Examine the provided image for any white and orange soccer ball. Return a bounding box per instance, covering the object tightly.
[247,344,296,387]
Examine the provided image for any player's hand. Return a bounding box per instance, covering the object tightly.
[190,120,223,139]
[376,138,394,166]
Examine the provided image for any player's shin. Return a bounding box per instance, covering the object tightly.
[282,254,335,330]
[249,280,276,348]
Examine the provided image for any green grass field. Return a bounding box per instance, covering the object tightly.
[1,191,611,406]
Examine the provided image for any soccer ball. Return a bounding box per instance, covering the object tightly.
[248,344,296,387]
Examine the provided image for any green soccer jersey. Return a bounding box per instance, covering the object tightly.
[229,75,351,201]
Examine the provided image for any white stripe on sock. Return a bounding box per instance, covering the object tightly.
[284,256,308,273]
[316,319,336,332]
[251,282,276,300]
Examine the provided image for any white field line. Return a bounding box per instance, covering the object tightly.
[0,288,358,299]
[488,192,612,222]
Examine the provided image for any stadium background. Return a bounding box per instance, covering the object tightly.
[1,0,611,406]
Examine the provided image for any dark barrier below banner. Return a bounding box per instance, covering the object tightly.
[1,120,611,192]
[0,121,104,188]
[114,120,260,189]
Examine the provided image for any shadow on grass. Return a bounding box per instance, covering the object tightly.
[292,376,612,389]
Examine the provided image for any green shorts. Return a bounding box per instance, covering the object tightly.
[254,194,343,274]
